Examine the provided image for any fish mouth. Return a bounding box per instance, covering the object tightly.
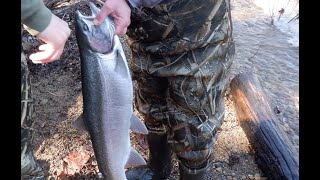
[75,2,100,20]
[88,2,101,16]
[75,2,101,30]
[75,10,85,19]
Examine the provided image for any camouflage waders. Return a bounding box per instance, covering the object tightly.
[21,52,45,180]
[126,0,235,178]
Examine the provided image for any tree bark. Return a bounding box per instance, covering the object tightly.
[229,72,299,180]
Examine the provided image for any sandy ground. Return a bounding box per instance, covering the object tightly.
[21,1,296,179]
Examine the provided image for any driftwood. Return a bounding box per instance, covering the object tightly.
[229,72,299,180]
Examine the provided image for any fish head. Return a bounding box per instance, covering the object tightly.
[75,2,115,53]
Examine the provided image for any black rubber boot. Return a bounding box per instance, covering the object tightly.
[21,129,45,180]
[147,132,172,178]
[126,132,172,180]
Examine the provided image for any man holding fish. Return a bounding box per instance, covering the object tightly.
[21,0,235,179]
[93,0,235,179]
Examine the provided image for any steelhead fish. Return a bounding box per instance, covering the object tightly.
[74,2,148,179]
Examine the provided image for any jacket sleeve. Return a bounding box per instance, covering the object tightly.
[21,0,52,36]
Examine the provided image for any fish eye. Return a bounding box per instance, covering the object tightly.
[83,23,89,31]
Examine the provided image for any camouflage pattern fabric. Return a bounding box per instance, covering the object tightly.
[21,52,44,180]
[127,0,235,173]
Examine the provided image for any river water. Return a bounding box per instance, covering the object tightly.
[230,0,299,151]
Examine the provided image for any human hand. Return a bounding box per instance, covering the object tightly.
[93,0,131,35]
[29,14,71,64]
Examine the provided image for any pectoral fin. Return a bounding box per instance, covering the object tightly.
[130,114,148,134]
[125,148,147,169]
[72,114,88,132]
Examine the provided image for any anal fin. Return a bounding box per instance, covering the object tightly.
[125,148,147,169]
[72,114,88,132]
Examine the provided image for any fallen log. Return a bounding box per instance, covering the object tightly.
[229,72,299,180]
